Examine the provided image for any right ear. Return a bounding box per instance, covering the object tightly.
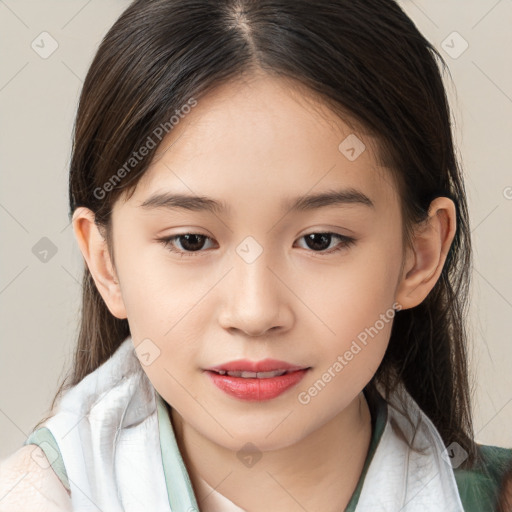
[72,207,127,319]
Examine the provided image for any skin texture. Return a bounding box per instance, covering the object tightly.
[0,445,72,511]
[71,73,456,512]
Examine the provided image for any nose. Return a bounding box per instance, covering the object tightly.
[217,252,294,338]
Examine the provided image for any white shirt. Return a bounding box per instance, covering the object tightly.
[23,336,465,511]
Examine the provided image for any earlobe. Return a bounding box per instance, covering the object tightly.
[72,207,127,319]
[395,197,457,310]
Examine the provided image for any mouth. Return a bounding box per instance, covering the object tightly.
[205,358,309,375]
[207,369,307,378]
[204,367,311,401]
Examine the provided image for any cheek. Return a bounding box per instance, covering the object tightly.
[116,248,208,385]
[296,240,401,386]
[116,240,208,337]
[297,240,401,337]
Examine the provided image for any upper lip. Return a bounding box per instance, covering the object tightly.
[205,359,309,373]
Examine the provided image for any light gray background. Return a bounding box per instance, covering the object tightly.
[0,0,511,459]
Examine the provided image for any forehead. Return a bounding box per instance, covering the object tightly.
[119,73,398,215]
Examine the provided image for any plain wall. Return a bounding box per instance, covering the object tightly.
[0,0,511,459]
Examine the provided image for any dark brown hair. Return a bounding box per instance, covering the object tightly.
[35,0,479,468]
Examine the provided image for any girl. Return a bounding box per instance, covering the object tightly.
[1,0,511,510]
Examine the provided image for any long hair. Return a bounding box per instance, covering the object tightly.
[34,0,478,468]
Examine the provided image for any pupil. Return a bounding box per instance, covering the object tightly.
[181,234,205,251]
[306,233,330,251]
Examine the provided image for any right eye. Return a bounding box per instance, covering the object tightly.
[157,233,216,257]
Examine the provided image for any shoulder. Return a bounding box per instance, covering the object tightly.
[453,443,512,511]
[0,445,72,511]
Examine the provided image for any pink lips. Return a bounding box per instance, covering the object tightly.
[205,358,307,373]
[204,358,310,401]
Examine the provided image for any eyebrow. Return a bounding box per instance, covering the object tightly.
[138,188,374,215]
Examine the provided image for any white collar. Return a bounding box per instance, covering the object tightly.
[43,336,464,511]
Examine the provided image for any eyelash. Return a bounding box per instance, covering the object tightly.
[156,232,356,258]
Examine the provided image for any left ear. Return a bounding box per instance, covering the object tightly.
[395,197,457,310]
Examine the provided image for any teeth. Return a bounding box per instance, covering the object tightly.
[216,369,288,378]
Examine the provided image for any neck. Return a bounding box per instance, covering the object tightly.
[169,392,373,512]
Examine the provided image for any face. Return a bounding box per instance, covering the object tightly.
[97,73,407,451]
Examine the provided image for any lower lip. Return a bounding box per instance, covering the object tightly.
[205,369,309,401]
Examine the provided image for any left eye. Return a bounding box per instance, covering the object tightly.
[157,232,356,257]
